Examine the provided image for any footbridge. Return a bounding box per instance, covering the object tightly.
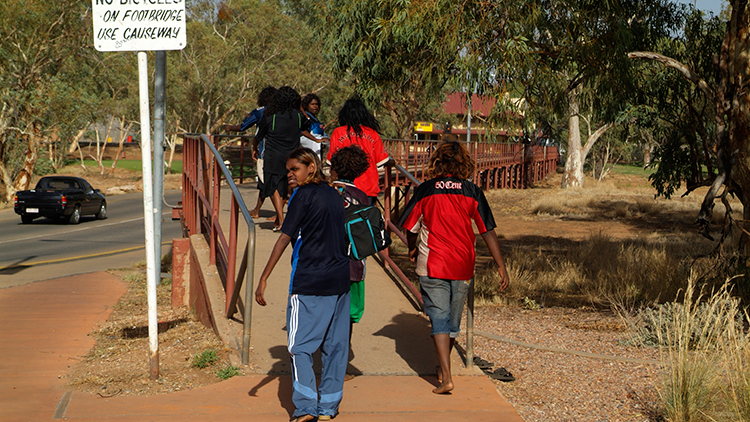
[175,134,555,381]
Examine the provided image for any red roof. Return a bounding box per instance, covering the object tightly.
[444,93,496,118]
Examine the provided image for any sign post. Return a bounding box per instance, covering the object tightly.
[92,0,186,380]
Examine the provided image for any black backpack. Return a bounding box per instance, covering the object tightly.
[343,197,392,260]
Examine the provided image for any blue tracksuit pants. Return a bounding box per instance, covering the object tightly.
[287,292,350,418]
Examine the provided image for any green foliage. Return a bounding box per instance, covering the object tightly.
[191,349,219,369]
[293,0,468,137]
[170,0,345,135]
[216,365,240,380]
[610,164,655,177]
[628,9,726,199]
[34,158,56,177]
[81,159,183,173]
[0,0,100,190]
[523,297,541,311]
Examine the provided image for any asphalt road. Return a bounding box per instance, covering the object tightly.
[0,190,183,289]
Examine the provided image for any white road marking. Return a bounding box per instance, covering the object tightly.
[0,217,145,245]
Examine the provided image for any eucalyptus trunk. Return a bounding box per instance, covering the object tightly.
[725,0,750,252]
[562,87,584,188]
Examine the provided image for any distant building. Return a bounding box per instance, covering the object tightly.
[413,92,525,143]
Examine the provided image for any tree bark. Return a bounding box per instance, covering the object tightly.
[725,0,750,252]
[9,123,42,201]
[562,87,584,187]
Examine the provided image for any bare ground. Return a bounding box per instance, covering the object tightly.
[64,168,716,421]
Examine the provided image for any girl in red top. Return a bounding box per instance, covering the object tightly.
[398,141,510,394]
[326,98,390,200]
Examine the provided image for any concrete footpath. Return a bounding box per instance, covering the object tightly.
[0,187,524,421]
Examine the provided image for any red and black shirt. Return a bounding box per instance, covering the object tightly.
[397,177,496,280]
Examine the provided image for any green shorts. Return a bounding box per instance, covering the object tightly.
[350,279,365,323]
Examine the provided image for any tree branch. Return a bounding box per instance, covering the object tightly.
[628,51,715,100]
[582,122,614,158]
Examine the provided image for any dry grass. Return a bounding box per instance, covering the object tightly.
[620,278,750,422]
[475,231,718,308]
[530,186,737,226]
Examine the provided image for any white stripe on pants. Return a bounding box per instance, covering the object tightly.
[287,292,350,418]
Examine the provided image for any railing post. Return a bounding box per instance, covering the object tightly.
[183,133,258,366]
[383,164,393,261]
[225,197,239,314]
[466,279,475,369]
[239,139,245,184]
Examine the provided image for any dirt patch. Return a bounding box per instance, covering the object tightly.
[64,267,236,396]
[47,165,183,194]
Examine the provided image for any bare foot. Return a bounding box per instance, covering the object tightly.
[344,373,356,382]
[266,216,276,221]
[250,211,260,219]
[290,415,315,422]
[432,381,454,394]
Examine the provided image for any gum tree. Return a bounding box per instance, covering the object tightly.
[467,0,681,188]
[629,1,750,250]
[0,0,98,201]
[290,0,468,138]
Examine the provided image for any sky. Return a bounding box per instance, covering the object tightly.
[676,0,726,16]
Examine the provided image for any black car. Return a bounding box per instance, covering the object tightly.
[14,176,107,224]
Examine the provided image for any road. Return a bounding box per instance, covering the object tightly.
[0,190,183,289]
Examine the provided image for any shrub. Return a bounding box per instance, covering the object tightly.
[192,349,219,369]
[216,365,240,380]
[624,277,749,422]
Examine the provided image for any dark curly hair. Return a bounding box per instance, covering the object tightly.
[264,86,301,117]
[427,141,476,180]
[301,93,321,111]
[257,86,276,107]
[330,145,370,182]
[337,97,380,137]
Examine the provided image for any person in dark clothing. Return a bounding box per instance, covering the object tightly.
[255,148,350,422]
[255,86,318,229]
[223,86,277,219]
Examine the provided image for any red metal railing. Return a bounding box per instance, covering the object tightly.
[383,139,558,189]
[182,133,256,365]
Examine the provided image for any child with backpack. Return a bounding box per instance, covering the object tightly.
[330,145,373,380]
[397,141,510,394]
[255,147,350,422]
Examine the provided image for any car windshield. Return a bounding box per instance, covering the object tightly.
[37,178,79,190]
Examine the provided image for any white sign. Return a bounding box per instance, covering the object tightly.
[92,0,186,52]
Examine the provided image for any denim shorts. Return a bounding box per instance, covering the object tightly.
[419,276,471,338]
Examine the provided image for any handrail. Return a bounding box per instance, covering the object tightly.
[181,133,256,365]
[394,162,421,186]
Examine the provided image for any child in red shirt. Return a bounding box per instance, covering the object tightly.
[398,141,509,394]
[326,98,390,200]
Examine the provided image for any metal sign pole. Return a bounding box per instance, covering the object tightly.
[153,51,166,285]
[93,0,185,383]
[138,51,159,380]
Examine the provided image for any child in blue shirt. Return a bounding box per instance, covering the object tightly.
[255,147,350,422]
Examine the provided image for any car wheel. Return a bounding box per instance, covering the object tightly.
[21,215,34,224]
[96,202,107,220]
[68,206,81,224]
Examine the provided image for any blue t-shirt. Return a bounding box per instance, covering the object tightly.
[308,114,326,138]
[281,183,350,296]
[241,107,266,156]
[240,107,264,132]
